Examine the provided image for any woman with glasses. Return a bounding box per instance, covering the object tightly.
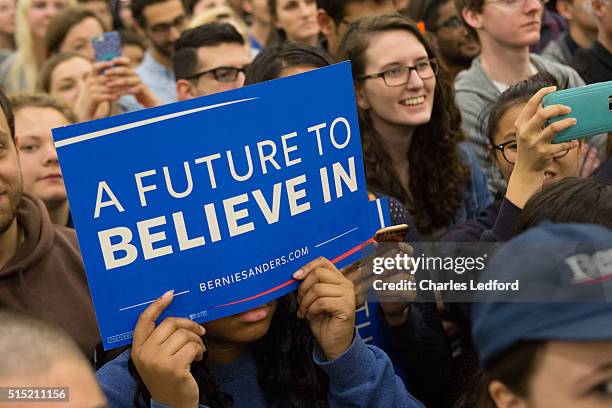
[443,72,582,242]
[337,14,492,240]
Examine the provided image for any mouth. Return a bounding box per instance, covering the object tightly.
[235,304,271,323]
[301,19,318,29]
[461,40,479,50]
[399,96,425,107]
[522,21,540,28]
[40,174,63,181]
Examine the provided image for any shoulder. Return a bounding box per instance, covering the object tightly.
[457,143,479,166]
[51,225,82,256]
[97,349,138,406]
[454,58,491,92]
[0,52,15,77]
[454,60,497,110]
[530,53,585,86]
[540,38,565,63]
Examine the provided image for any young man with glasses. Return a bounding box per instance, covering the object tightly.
[174,22,251,100]
[423,0,480,81]
[454,0,599,195]
[316,0,396,57]
[131,0,188,103]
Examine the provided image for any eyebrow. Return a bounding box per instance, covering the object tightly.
[574,361,612,393]
[502,132,516,141]
[379,56,429,70]
[16,134,43,141]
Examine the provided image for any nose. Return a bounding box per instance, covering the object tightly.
[523,0,542,13]
[236,71,246,87]
[404,68,425,90]
[299,1,312,16]
[47,3,60,18]
[169,26,181,42]
[44,144,59,166]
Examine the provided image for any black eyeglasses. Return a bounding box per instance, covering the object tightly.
[149,15,187,35]
[358,59,438,87]
[434,15,464,31]
[492,139,570,164]
[184,66,249,82]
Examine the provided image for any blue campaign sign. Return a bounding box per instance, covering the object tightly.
[52,62,389,350]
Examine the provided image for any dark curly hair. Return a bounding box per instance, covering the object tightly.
[337,14,470,235]
[128,294,330,407]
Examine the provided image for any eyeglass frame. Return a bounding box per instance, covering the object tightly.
[183,65,249,83]
[492,139,570,164]
[433,15,464,31]
[357,58,439,87]
[148,14,187,35]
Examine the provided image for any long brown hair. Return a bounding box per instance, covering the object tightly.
[337,14,470,235]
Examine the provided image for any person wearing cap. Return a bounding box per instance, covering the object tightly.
[470,222,612,408]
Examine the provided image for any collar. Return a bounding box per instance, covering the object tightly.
[564,33,581,56]
[591,41,612,69]
[141,49,174,78]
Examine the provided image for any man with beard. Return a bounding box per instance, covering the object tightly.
[132,0,188,103]
[0,90,104,367]
[423,0,480,81]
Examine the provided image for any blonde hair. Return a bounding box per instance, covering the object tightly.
[7,0,76,93]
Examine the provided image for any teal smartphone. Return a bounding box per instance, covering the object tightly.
[541,80,612,143]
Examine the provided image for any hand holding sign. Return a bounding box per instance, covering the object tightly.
[131,290,205,408]
[294,257,356,361]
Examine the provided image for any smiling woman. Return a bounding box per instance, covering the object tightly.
[10,94,76,227]
[338,14,493,239]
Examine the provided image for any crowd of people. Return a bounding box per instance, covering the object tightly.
[0,0,611,406]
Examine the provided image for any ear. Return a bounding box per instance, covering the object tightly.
[555,0,573,21]
[317,9,336,37]
[176,79,195,101]
[591,0,606,17]
[241,0,253,14]
[488,380,527,408]
[355,85,370,110]
[462,7,484,31]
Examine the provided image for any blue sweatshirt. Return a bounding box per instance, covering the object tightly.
[97,332,425,408]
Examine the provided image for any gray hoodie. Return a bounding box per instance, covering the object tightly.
[454,53,605,195]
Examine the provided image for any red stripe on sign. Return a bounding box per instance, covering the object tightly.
[215,238,375,308]
[331,238,375,264]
